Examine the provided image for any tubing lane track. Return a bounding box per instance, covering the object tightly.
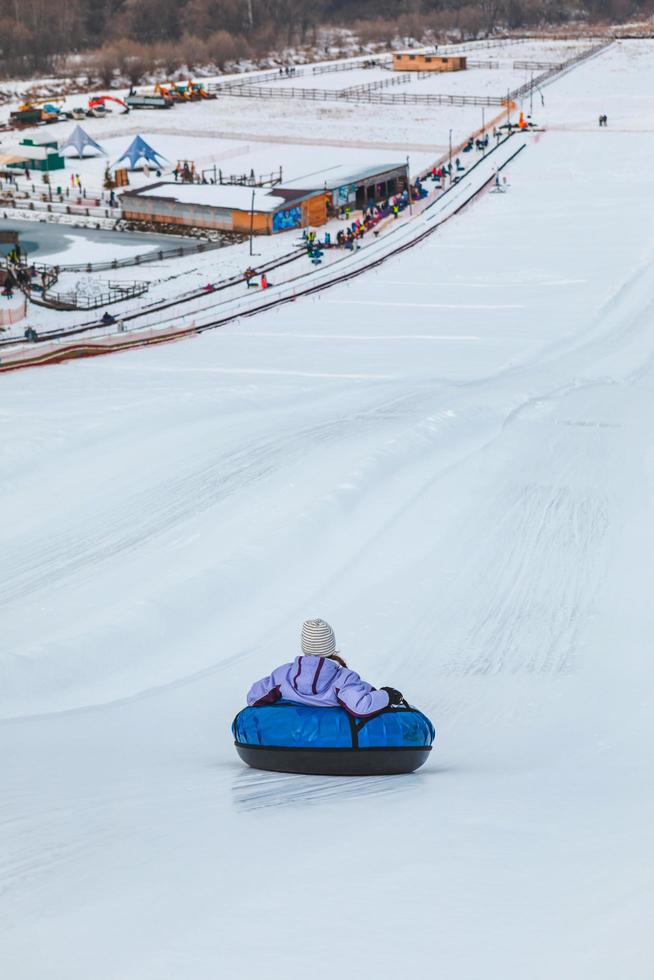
[0,137,526,375]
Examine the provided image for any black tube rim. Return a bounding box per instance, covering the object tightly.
[234,741,431,753]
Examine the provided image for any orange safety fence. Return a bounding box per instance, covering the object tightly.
[0,322,198,373]
[0,299,27,327]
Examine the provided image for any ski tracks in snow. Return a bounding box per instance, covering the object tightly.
[0,390,415,609]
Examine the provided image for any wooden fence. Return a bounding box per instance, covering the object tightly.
[210,40,610,109]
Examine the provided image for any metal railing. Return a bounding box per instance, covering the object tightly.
[311,57,392,75]
[208,67,308,92]
[345,90,506,106]
[39,280,150,311]
[340,72,426,96]
[513,60,566,70]
[507,39,612,101]
[58,240,223,273]
[0,245,305,347]
[0,194,120,222]
[219,85,335,101]
[466,60,503,69]
[466,59,568,70]
[438,38,511,53]
[216,81,507,107]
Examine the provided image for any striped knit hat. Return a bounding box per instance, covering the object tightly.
[301,619,336,658]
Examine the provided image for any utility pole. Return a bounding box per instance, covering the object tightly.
[529,72,534,117]
[249,187,255,256]
[449,128,453,184]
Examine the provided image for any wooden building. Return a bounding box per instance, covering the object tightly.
[283,162,409,214]
[0,137,66,173]
[120,163,408,234]
[393,53,467,72]
[120,182,328,235]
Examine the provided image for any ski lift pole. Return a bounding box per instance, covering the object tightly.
[406,156,413,215]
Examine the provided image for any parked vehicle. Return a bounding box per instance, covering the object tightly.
[125,93,173,110]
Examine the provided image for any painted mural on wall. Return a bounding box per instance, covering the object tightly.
[333,184,356,206]
[272,207,302,232]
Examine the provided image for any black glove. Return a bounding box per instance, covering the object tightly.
[380,686,404,706]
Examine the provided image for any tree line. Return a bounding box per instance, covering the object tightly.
[0,0,650,78]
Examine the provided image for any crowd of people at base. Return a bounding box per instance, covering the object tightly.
[234,119,512,284]
[302,181,430,261]
[295,122,512,263]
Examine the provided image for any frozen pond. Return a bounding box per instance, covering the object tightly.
[0,219,182,264]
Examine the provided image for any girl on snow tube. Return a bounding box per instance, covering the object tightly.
[233,619,434,776]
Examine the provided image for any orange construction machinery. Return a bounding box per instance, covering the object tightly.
[88,96,130,116]
[155,83,184,102]
[155,81,215,101]
[10,98,65,126]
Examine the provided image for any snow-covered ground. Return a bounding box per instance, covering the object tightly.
[1,39,654,980]
[267,66,394,90]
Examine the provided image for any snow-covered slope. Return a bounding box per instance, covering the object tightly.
[1,40,653,980]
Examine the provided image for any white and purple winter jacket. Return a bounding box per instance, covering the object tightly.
[247,655,390,718]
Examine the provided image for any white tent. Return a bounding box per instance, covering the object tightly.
[60,125,106,158]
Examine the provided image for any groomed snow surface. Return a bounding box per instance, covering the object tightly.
[1,40,654,980]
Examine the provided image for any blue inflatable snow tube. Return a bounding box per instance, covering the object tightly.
[233,701,435,776]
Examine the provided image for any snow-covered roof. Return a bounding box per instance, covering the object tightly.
[130,183,289,213]
[127,163,407,214]
[4,145,60,161]
[0,153,30,165]
[282,162,407,191]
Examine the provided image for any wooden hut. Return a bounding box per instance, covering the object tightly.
[120,183,328,235]
[120,162,408,234]
[393,53,467,72]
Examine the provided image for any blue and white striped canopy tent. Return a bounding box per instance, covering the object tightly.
[112,135,168,172]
